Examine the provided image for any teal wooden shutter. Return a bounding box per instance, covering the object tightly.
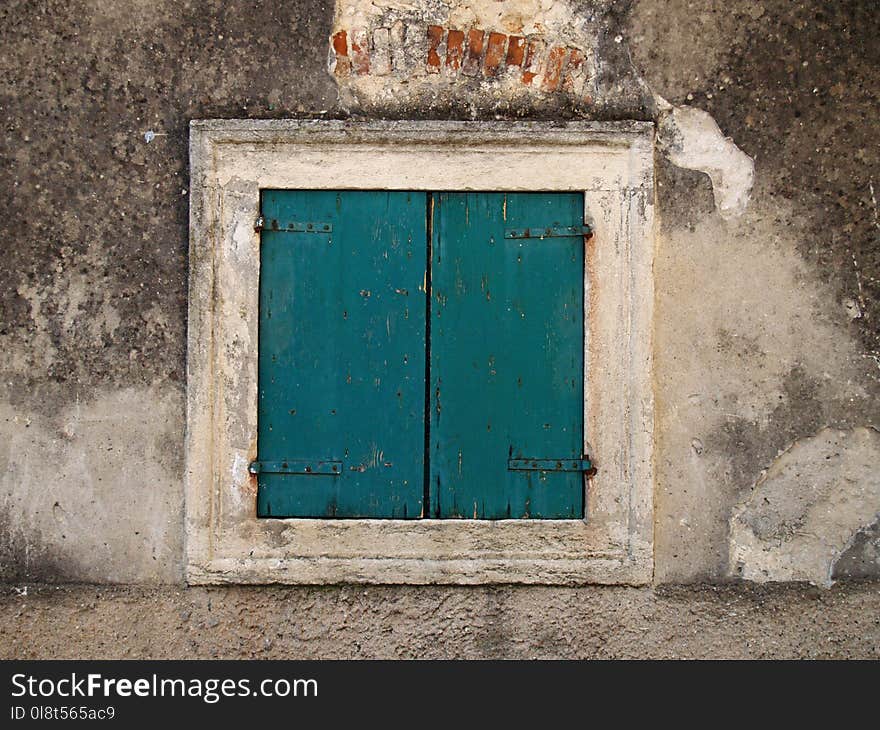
[429,192,585,518]
[256,190,586,520]
[256,190,427,518]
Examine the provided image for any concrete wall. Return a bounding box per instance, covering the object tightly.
[1,0,878,587]
[4,582,879,659]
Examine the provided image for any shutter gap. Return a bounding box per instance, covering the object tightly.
[423,193,434,518]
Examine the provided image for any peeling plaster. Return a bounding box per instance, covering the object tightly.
[327,0,641,114]
[657,102,755,219]
[729,427,880,587]
[652,197,877,583]
[328,1,754,221]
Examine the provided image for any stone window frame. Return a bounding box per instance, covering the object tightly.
[186,120,655,585]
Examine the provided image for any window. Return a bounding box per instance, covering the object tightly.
[254,190,588,519]
[186,121,654,585]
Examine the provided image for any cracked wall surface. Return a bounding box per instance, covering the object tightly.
[0,0,878,589]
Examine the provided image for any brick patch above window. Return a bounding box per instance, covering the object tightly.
[329,24,595,100]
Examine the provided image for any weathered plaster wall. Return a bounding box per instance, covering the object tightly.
[3,583,880,659]
[1,0,338,581]
[1,0,878,591]
[628,0,880,583]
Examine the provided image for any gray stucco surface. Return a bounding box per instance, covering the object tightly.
[1,0,879,651]
[2,583,879,659]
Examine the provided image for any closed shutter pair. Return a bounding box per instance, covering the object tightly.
[254,190,591,519]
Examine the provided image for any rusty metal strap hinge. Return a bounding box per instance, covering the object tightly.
[508,457,597,476]
[248,460,342,476]
[254,217,333,234]
[504,224,593,240]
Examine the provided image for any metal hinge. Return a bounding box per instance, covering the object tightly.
[254,217,332,234]
[248,460,342,476]
[504,224,593,240]
[508,457,597,476]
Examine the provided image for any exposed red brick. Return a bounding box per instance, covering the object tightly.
[427,25,444,73]
[561,48,584,93]
[332,30,348,56]
[521,39,544,84]
[506,36,526,66]
[446,29,465,72]
[331,30,351,77]
[483,32,507,77]
[350,29,370,75]
[462,28,485,76]
[541,46,566,91]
